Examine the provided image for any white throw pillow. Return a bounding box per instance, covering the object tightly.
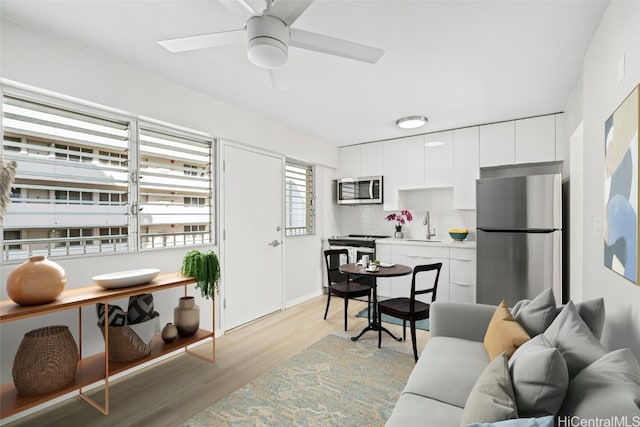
[511,288,557,337]
[542,301,607,378]
[559,348,640,418]
[508,335,568,416]
[460,352,518,426]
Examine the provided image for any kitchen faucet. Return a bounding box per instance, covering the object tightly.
[423,211,436,240]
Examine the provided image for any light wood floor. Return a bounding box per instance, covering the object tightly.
[6,295,430,427]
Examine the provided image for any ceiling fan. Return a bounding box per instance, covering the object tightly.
[158,0,385,88]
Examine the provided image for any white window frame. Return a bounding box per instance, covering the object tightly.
[285,160,315,237]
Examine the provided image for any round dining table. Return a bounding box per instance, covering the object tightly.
[339,262,412,342]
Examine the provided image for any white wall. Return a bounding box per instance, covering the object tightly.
[567,0,640,356]
[0,19,339,407]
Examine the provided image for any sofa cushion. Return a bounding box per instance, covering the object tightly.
[559,348,640,418]
[508,335,568,416]
[556,297,605,340]
[542,301,607,378]
[464,416,554,427]
[484,301,531,360]
[385,393,463,427]
[511,288,557,337]
[404,336,489,408]
[460,352,518,426]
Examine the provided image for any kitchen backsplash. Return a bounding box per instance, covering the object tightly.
[337,188,476,240]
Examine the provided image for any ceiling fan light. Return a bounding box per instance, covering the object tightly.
[396,116,428,129]
[248,37,288,69]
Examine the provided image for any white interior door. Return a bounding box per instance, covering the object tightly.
[223,144,284,330]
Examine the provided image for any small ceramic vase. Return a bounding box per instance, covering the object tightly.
[161,323,178,343]
[6,256,67,305]
[174,296,200,338]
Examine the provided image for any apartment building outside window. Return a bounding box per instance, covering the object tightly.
[1,89,215,261]
[285,161,314,236]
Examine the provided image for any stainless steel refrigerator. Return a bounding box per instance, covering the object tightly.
[476,174,562,306]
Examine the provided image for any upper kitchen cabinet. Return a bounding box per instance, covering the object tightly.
[479,121,515,167]
[397,135,425,189]
[453,126,479,209]
[383,140,399,211]
[338,145,361,177]
[360,141,384,176]
[515,114,556,164]
[424,131,454,188]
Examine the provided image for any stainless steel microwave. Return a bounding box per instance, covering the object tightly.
[336,176,383,205]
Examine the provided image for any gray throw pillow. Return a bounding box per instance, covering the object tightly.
[511,288,557,337]
[460,352,518,426]
[555,297,605,340]
[508,335,568,416]
[559,348,640,418]
[543,301,607,378]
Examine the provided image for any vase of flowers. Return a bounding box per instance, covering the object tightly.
[386,210,413,239]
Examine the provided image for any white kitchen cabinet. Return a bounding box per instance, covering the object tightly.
[479,121,515,167]
[449,247,476,303]
[338,145,361,177]
[375,243,393,297]
[453,127,479,209]
[515,115,556,164]
[397,135,425,190]
[383,140,399,211]
[424,131,454,188]
[555,113,564,162]
[389,244,450,303]
[360,141,384,177]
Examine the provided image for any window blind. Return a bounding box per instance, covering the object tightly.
[285,161,314,236]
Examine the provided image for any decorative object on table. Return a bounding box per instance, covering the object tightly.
[98,312,160,362]
[91,268,160,289]
[12,325,78,396]
[6,256,67,305]
[127,293,155,324]
[96,303,127,327]
[449,228,469,241]
[174,296,200,337]
[180,250,221,299]
[0,156,17,221]
[386,209,413,239]
[604,83,638,285]
[161,323,178,343]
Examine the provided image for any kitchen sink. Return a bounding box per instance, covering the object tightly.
[405,239,444,243]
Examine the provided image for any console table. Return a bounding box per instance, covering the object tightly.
[0,272,215,418]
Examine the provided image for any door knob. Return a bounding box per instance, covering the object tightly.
[268,240,281,247]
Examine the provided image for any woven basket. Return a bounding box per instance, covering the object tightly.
[98,313,158,362]
[12,325,79,396]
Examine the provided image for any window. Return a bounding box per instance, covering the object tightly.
[285,161,314,236]
[1,90,215,261]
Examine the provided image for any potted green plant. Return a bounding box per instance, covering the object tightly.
[180,250,220,299]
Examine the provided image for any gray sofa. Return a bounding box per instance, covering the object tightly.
[385,299,640,426]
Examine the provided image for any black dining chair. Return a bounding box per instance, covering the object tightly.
[323,249,372,331]
[377,262,442,362]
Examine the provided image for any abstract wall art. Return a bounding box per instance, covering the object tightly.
[604,84,639,285]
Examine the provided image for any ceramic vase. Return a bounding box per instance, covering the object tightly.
[174,296,200,338]
[6,256,67,305]
[394,227,403,239]
[161,323,178,343]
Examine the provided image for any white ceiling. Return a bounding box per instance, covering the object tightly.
[0,0,609,146]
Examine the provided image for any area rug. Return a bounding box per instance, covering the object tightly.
[180,334,413,427]
[356,307,430,331]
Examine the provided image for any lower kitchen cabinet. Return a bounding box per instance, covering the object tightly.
[449,247,476,303]
[376,243,476,305]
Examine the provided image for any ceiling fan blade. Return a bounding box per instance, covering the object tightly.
[266,0,313,26]
[219,0,260,22]
[158,29,245,53]
[268,67,290,89]
[290,28,384,64]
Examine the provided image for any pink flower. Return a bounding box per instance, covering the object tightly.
[385,210,413,225]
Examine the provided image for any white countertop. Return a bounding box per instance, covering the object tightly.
[376,237,476,248]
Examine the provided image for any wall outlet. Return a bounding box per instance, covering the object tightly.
[592,217,602,235]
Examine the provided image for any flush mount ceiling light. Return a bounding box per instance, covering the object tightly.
[396,116,428,129]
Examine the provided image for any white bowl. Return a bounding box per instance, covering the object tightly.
[92,268,160,289]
